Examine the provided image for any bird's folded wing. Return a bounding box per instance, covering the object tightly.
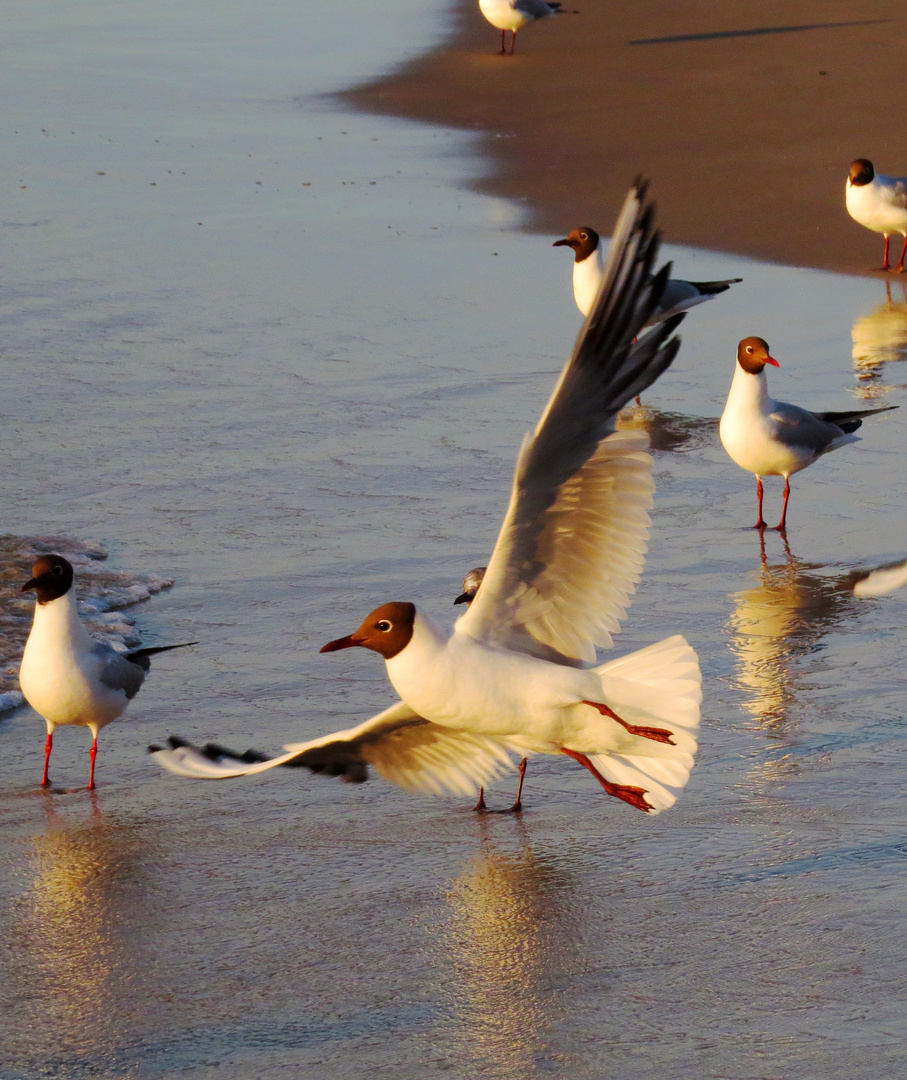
[94,643,145,700]
[150,700,519,796]
[769,403,841,452]
[879,177,907,210]
[455,182,683,665]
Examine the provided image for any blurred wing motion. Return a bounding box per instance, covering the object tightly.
[150,701,519,796]
[456,181,684,665]
[854,557,907,597]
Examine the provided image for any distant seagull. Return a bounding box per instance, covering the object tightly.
[478,0,573,55]
[151,183,701,816]
[846,159,907,272]
[554,226,741,321]
[454,566,527,812]
[19,554,196,789]
[719,337,897,531]
[854,558,907,596]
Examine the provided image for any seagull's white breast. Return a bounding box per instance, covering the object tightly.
[846,177,907,236]
[19,594,128,729]
[478,0,528,32]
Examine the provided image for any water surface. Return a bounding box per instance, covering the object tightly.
[2,2,907,1077]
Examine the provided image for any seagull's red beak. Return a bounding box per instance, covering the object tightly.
[320,634,363,653]
[552,237,572,248]
[21,577,38,593]
[765,355,780,367]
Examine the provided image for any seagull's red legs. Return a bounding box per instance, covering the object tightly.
[41,731,53,787]
[772,477,791,532]
[509,757,527,812]
[560,748,654,812]
[752,476,767,529]
[896,235,907,273]
[881,234,891,272]
[581,700,676,744]
[87,735,98,790]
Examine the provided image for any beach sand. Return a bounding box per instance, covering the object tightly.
[345,0,907,274]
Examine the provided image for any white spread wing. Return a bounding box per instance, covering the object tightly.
[150,700,519,797]
[456,183,684,665]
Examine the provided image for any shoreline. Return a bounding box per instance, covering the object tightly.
[343,0,906,276]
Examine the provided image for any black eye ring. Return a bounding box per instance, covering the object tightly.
[579,232,588,240]
[376,620,392,632]
[52,565,63,575]
[746,346,753,353]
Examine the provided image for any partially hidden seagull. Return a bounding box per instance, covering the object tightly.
[554,226,741,322]
[19,554,197,789]
[151,183,702,816]
[846,159,907,273]
[719,336,897,532]
[478,0,573,55]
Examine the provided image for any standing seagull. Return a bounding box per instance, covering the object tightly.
[554,226,741,321]
[846,159,907,273]
[152,183,702,816]
[19,554,196,789]
[719,337,896,532]
[478,0,571,55]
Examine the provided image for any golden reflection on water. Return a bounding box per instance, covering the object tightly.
[727,537,857,729]
[851,280,907,396]
[12,797,154,1064]
[440,828,572,1078]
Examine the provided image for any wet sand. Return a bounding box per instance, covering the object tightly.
[346,0,907,275]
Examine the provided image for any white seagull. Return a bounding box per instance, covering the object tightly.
[719,337,896,532]
[19,553,196,789]
[846,159,907,273]
[478,0,572,55]
[554,225,741,322]
[151,184,702,816]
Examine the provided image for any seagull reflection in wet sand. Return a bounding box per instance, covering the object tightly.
[727,533,862,728]
[6,799,156,1072]
[440,826,573,1075]
[852,280,907,395]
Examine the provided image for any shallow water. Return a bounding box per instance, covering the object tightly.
[2,2,907,1077]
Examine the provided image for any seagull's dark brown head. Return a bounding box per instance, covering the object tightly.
[321,602,416,660]
[849,159,875,187]
[22,554,74,605]
[553,226,599,263]
[736,337,780,375]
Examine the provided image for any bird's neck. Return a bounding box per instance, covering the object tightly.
[572,246,604,316]
[727,362,771,413]
[28,590,93,652]
[385,611,450,702]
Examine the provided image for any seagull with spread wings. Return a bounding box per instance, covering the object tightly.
[151,183,702,815]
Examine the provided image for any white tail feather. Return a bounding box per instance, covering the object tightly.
[592,634,702,814]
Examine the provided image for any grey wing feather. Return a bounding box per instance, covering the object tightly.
[514,0,560,15]
[879,176,907,211]
[769,401,846,453]
[93,642,146,699]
